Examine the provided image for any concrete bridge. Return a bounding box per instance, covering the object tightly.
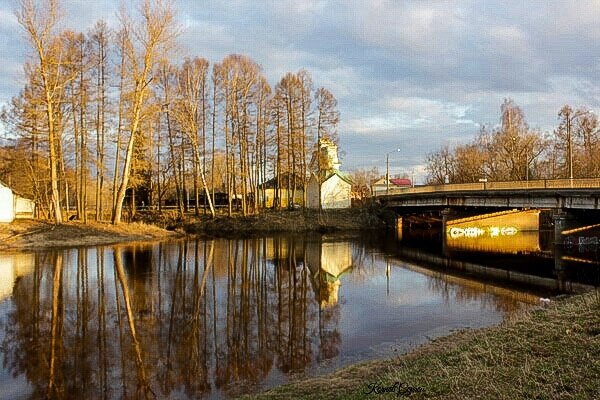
[377,177,600,210]
[378,178,600,246]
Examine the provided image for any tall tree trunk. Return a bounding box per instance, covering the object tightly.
[156,115,162,212]
[112,84,146,224]
[225,92,232,215]
[211,78,217,211]
[79,43,88,224]
[112,34,126,218]
[112,1,176,224]
[165,103,184,218]
[95,30,106,221]
[192,147,215,217]
[181,138,188,213]
[17,1,64,224]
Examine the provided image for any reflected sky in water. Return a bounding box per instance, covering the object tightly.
[0,234,544,399]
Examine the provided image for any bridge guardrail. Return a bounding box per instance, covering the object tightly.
[380,177,600,197]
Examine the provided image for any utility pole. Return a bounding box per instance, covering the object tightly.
[386,153,390,194]
[385,148,400,195]
[567,116,573,180]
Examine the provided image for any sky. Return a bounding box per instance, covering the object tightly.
[2,0,600,183]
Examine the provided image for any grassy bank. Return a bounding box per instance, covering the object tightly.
[184,208,388,237]
[246,291,600,399]
[0,220,180,251]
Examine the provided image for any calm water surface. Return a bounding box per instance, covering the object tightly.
[0,232,595,399]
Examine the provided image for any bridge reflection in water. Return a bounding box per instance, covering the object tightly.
[444,209,541,254]
[446,230,541,253]
[0,233,597,399]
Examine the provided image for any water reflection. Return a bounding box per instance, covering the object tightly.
[0,235,571,399]
[445,230,541,253]
[307,241,353,308]
[0,253,34,302]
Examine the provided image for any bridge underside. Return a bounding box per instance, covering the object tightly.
[382,189,600,210]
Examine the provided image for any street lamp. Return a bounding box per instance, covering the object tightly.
[526,149,530,181]
[511,136,517,180]
[386,148,401,194]
[525,148,538,182]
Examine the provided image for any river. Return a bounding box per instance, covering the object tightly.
[0,231,598,399]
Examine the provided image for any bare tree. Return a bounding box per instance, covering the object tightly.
[575,111,600,177]
[426,99,546,183]
[112,0,178,224]
[90,20,109,220]
[350,167,379,201]
[16,0,67,223]
[173,57,215,217]
[425,145,454,184]
[158,62,184,218]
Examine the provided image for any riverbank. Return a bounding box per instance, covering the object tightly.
[183,207,388,237]
[247,291,600,399]
[0,220,181,251]
[0,207,389,251]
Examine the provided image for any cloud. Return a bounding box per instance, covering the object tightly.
[3,0,600,182]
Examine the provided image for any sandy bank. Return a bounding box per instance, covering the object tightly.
[0,220,181,251]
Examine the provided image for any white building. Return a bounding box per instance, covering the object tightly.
[307,139,352,209]
[307,171,352,209]
[0,180,36,223]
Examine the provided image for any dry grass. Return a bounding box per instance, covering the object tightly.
[0,219,180,251]
[185,208,385,237]
[245,291,600,399]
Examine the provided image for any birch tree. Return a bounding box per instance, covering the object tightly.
[173,57,215,217]
[90,20,109,220]
[112,0,177,224]
[16,0,66,223]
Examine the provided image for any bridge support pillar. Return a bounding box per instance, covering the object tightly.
[553,247,568,291]
[553,212,573,246]
[441,209,456,255]
[441,209,456,231]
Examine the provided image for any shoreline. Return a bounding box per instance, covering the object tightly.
[182,208,389,237]
[244,291,600,399]
[0,208,386,251]
[0,208,389,251]
[0,220,182,252]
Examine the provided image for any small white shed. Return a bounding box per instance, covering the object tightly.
[0,181,35,222]
[0,181,14,223]
[15,195,36,219]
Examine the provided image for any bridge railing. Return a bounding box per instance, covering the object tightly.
[381,177,600,196]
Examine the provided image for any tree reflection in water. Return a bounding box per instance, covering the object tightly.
[1,235,538,399]
[1,237,350,398]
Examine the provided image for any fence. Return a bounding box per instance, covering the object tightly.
[379,177,600,196]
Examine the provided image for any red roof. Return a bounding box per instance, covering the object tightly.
[390,178,412,186]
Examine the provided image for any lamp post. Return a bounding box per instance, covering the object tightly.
[511,136,517,180]
[526,149,530,181]
[386,149,400,194]
[567,117,573,180]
